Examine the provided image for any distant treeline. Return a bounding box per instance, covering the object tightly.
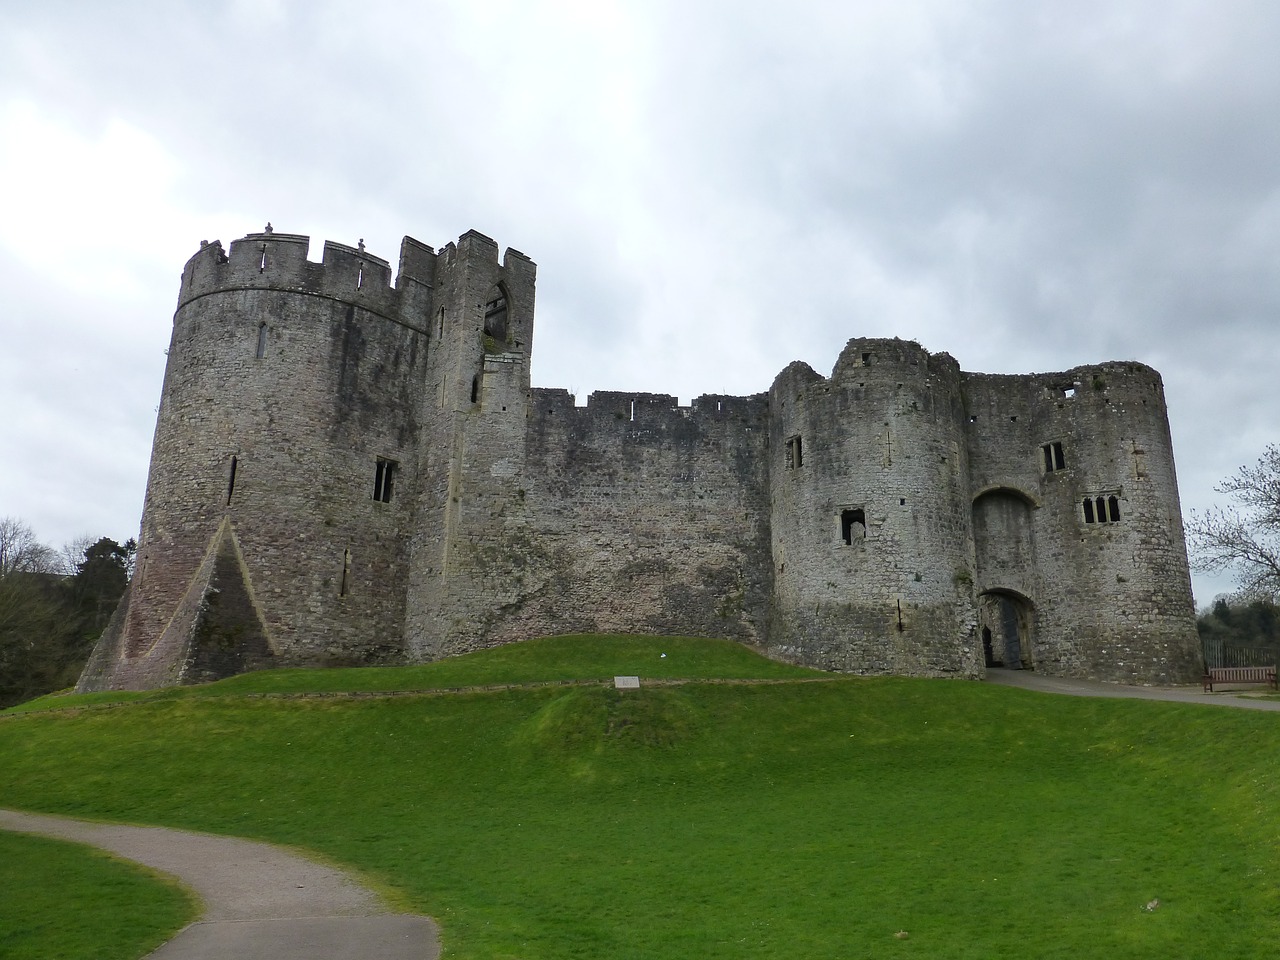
[1197,597,1280,667]
[0,518,132,708]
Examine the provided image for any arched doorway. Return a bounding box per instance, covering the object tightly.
[979,589,1035,670]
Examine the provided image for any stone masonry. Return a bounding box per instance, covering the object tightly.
[78,227,1203,691]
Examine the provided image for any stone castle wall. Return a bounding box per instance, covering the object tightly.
[78,226,1202,692]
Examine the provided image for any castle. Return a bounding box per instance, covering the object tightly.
[78,226,1203,691]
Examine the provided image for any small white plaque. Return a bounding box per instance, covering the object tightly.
[614,676,641,689]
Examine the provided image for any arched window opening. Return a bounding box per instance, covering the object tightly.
[483,284,509,344]
[255,323,268,359]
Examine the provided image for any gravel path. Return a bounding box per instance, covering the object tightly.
[0,809,438,959]
[984,667,1280,711]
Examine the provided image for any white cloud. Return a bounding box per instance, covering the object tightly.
[0,100,188,297]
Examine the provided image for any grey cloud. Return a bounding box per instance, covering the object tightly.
[1,1,1277,605]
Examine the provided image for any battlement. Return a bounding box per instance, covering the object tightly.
[178,229,535,312]
[434,230,537,284]
[832,337,960,380]
[962,360,1166,422]
[526,389,767,437]
[177,229,480,327]
[397,236,436,287]
[179,228,396,314]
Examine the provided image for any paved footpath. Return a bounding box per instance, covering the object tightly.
[985,667,1280,711]
[0,809,439,960]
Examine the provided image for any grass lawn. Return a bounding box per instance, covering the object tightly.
[2,634,1278,959]
[0,830,195,960]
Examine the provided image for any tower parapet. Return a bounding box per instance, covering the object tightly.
[178,230,431,328]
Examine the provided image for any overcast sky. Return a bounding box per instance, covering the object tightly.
[1,0,1276,604]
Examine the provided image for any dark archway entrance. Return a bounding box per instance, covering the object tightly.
[979,590,1035,670]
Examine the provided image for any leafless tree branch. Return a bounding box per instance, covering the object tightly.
[1187,445,1280,600]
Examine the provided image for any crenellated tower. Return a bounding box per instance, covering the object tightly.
[80,228,435,689]
[403,231,539,660]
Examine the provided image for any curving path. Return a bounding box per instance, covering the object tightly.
[0,809,438,959]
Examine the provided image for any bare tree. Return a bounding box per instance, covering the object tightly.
[57,535,96,577]
[0,517,56,579]
[1187,445,1280,600]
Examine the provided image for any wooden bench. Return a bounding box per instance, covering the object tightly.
[1202,666,1278,692]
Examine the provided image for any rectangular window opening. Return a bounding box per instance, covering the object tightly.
[339,548,351,597]
[841,508,866,545]
[373,457,398,503]
[785,435,803,469]
[256,323,267,359]
[1042,441,1065,472]
[1082,493,1123,524]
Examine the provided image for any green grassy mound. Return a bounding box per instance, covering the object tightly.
[0,830,195,960]
[5,635,824,716]
[2,634,1278,958]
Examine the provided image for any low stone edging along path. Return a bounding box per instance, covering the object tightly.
[0,809,438,960]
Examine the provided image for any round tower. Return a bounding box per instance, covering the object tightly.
[1026,362,1200,682]
[79,228,432,690]
[767,338,981,676]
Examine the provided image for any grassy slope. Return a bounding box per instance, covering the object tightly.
[0,831,195,960]
[7,635,823,716]
[2,635,1278,959]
